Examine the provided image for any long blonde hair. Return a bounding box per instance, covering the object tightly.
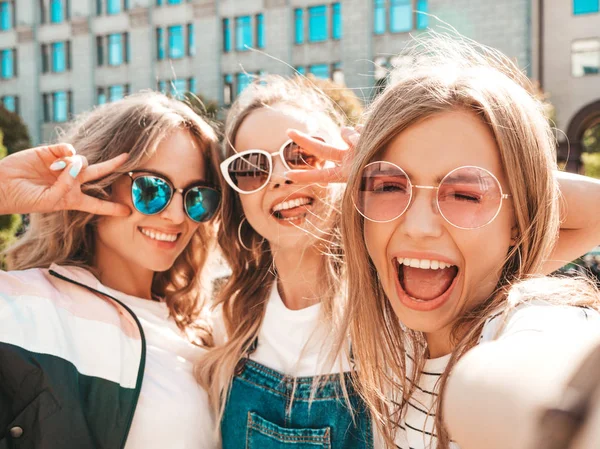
[197,75,347,422]
[7,91,221,345]
[340,36,600,447]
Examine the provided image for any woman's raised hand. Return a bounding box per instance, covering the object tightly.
[285,126,361,184]
[0,143,131,216]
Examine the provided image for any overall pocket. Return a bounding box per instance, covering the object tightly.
[246,412,331,449]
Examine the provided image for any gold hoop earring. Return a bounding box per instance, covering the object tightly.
[237,217,265,252]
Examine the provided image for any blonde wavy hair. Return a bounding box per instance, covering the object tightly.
[197,75,347,424]
[339,36,600,447]
[7,91,221,345]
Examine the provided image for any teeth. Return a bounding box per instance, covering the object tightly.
[272,197,312,212]
[398,258,455,270]
[140,228,178,242]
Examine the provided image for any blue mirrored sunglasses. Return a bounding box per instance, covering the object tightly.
[128,171,221,223]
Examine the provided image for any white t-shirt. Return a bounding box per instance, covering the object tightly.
[213,281,351,377]
[115,293,217,449]
[393,302,600,449]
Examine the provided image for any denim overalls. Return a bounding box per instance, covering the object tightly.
[221,346,373,449]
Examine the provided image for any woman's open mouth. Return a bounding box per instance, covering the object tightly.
[270,196,314,224]
[393,257,459,311]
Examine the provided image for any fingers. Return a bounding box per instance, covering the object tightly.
[285,166,347,184]
[46,143,76,159]
[78,196,131,217]
[81,153,129,183]
[341,126,360,148]
[287,129,348,162]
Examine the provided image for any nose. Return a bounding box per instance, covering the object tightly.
[269,157,294,189]
[160,190,186,224]
[399,189,444,240]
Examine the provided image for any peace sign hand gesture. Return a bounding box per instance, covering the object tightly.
[0,143,131,216]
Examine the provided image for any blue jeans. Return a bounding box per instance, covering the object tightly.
[221,359,373,449]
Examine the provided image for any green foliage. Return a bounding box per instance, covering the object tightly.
[0,104,31,154]
[183,92,220,121]
[0,128,23,268]
[582,152,600,179]
[582,123,600,154]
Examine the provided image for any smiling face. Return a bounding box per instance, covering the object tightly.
[233,105,340,252]
[95,128,207,273]
[363,110,516,353]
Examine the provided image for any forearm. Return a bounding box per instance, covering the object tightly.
[443,331,600,449]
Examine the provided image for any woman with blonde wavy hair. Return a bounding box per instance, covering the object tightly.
[197,76,373,448]
[0,92,222,449]
[288,37,600,448]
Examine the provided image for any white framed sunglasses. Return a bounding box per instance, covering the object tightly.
[220,137,326,194]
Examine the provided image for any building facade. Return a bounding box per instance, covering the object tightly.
[0,0,533,145]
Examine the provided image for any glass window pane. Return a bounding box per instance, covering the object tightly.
[236,72,252,94]
[256,13,265,49]
[416,0,428,29]
[3,95,15,112]
[308,5,327,42]
[188,23,196,56]
[52,42,66,72]
[1,49,13,78]
[50,0,64,23]
[168,0,182,4]
[107,0,121,14]
[157,28,165,60]
[573,0,599,14]
[310,63,329,79]
[171,78,187,99]
[189,77,196,94]
[235,16,252,51]
[108,33,123,65]
[53,91,68,122]
[97,88,106,105]
[168,25,184,58]
[390,0,412,33]
[374,0,386,34]
[0,2,12,31]
[332,3,342,39]
[158,80,167,93]
[109,85,124,102]
[223,18,231,52]
[296,66,306,75]
[294,9,304,44]
[572,39,600,76]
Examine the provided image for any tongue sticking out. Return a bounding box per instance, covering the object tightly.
[399,265,458,301]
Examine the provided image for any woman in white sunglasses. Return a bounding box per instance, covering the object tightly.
[197,76,374,448]
[286,37,600,449]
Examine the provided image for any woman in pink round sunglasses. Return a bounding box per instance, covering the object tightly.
[287,37,600,449]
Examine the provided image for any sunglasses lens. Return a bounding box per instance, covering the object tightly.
[438,167,503,229]
[226,152,270,193]
[355,162,411,222]
[185,187,221,223]
[131,176,172,215]
[282,141,325,170]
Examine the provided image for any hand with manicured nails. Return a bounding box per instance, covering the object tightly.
[0,143,131,216]
[284,126,361,184]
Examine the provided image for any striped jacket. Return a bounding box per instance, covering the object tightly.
[0,264,146,449]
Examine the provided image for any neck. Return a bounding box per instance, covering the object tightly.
[424,325,454,358]
[271,246,325,310]
[93,241,155,300]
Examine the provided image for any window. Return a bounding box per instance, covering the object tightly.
[256,13,265,49]
[308,5,327,42]
[0,48,15,79]
[332,3,341,39]
[51,41,70,72]
[43,90,71,122]
[107,33,126,66]
[157,27,165,60]
[158,80,167,93]
[235,16,252,51]
[2,95,17,114]
[390,0,412,33]
[97,87,106,105]
[187,23,195,56]
[416,0,428,29]
[295,66,306,75]
[223,18,231,52]
[189,77,196,94]
[171,78,187,99]
[109,84,128,102]
[310,63,329,79]
[236,72,252,95]
[0,1,13,31]
[168,25,184,58]
[332,62,344,84]
[224,74,233,105]
[107,0,123,14]
[574,0,599,14]
[157,0,182,4]
[374,0,386,34]
[572,39,600,76]
[294,9,304,44]
[50,0,68,24]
